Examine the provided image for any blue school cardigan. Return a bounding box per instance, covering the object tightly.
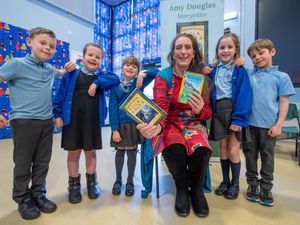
[208,65,252,127]
[53,69,120,127]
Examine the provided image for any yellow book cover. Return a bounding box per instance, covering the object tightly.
[119,88,166,125]
[178,71,205,104]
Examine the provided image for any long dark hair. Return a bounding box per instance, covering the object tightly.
[167,33,204,73]
[167,33,210,98]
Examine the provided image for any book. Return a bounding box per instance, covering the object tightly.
[119,88,166,125]
[178,71,205,104]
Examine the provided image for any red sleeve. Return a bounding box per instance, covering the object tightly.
[197,96,212,121]
[153,76,170,127]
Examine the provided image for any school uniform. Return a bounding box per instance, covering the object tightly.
[53,67,120,150]
[243,66,295,190]
[208,63,252,141]
[0,54,60,203]
[109,68,159,148]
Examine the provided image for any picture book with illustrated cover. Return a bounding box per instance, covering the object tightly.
[119,88,166,125]
[178,71,205,104]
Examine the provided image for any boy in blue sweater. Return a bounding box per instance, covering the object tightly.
[243,38,295,206]
[109,56,158,196]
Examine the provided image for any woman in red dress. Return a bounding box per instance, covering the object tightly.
[137,33,212,218]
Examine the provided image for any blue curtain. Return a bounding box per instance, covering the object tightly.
[112,0,161,75]
[94,1,112,72]
[94,0,161,76]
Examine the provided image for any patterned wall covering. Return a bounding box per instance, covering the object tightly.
[94,0,161,76]
[112,0,161,75]
[94,0,112,71]
[0,22,70,139]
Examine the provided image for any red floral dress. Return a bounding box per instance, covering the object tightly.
[153,74,212,155]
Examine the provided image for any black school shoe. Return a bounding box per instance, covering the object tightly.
[112,181,122,195]
[224,184,239,200]
[18,197,41,220]
[215,182,229,196]
[33,195,57,213]
[125,182,134,196]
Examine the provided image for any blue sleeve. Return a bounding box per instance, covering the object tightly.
[141,68,159,89]
[94,71,120,89]
[47,64,61,78]
[53,73,69,118]
[109,88,120,131]
[0,58,18,81]
[231,66,253,127]
[278,73,295,97]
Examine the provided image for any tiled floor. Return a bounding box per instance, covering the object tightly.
[0,126,299,225]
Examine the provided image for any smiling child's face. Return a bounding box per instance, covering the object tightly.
[82,46,103,72]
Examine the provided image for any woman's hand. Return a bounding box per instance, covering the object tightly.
[188,92,204,115]
[136,123,162,138]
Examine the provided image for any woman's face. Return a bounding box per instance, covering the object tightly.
[173,36,195,70]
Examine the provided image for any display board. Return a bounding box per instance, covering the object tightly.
[0,22,70,139]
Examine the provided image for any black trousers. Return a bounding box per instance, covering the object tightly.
[242,126,276,190]
[10,118,53,204]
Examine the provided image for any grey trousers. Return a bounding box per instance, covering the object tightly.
[10,118,53,204]
[242,126,276,190]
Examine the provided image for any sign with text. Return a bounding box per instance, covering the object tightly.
[160,0,224,67]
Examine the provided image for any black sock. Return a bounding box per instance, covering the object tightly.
[126,150,137,184]
[220,159,230,184]
[115,150,125,182]
[230,161,241,186]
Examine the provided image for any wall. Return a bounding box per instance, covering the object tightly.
[224,0,255,67]
[224,0,300,103]
[0,0,94,52]
[1,0,299,103]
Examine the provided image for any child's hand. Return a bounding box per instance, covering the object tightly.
[112,131,121,143]
[64,62,77,72]
[136,71,146,88]
[88,83,97,96]
[0,115,8,128]
[54,118,63,128]
[202,66,212,75]
[188,92,204,115]
[268,124,281,137]
[235,57,246,67]
[229,124,242,132]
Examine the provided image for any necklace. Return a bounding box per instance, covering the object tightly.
[173,67,186,78]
